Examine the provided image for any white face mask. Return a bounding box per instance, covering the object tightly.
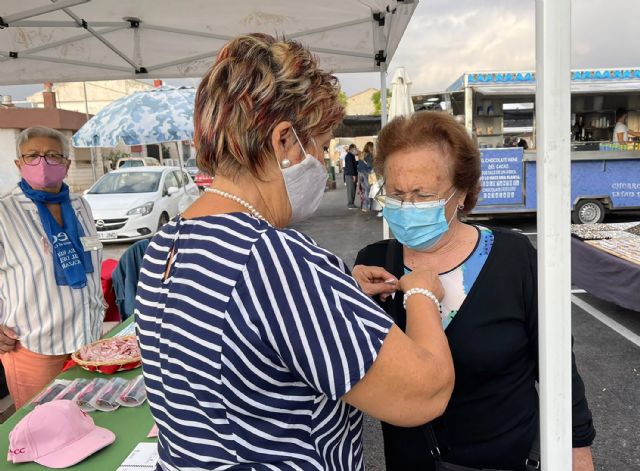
[283,129,328,224]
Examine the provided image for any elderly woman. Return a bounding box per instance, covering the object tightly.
[0,126,103,409]
[353,112,596,471]
[135,34,454,470]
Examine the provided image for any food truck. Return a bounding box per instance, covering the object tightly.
[413,68,640,223]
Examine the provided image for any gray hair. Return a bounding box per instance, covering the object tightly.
[16,126,70,157]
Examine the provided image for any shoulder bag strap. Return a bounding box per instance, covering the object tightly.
[526,413,541,470]
[385,240,443,462]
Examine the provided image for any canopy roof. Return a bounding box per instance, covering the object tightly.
[0,0,418,85]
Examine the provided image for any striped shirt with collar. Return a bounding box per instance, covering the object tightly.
[0,185,104,355]
[135,213,393,470]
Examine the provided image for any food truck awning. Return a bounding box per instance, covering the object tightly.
[445,67,640,95]
[0,0,418,84]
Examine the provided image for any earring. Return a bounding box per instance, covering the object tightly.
[280,159,291,169]
[457,204,464,210]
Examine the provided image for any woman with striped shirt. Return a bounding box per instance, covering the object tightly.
[135,33,454,470]
[0,126,103,409]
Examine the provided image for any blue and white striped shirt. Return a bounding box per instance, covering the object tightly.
[0,186,103,355]
[135,213,393,470]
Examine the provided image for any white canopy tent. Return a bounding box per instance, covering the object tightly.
[0,0,417,83]
[0,1,576,469]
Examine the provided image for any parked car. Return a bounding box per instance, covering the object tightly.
[185,157,199,177]
[194,171,213,191]
[116,157,160,169]
[84,167,199,242]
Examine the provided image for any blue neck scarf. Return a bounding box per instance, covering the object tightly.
[19,180,94,289]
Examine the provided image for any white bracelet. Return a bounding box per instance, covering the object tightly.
[403,288,442,314]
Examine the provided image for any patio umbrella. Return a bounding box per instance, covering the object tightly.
[72,86,195,147]
[72,85,198,210]
[388,66,414,121]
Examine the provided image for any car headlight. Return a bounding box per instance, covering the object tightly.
[127,202,154,216]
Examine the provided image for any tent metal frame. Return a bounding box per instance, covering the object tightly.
[0,2,409,76]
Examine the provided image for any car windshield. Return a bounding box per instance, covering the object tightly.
[185,158,197,167]
[119,160,144,168]
[89,172,162,194]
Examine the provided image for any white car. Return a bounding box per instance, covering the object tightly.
[84,167,199,242]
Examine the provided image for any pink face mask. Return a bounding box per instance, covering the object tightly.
[20,160,68,188]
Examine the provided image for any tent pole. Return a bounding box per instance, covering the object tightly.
[380,65,390,240]
[536,0,572,470]
[83,82,98,183]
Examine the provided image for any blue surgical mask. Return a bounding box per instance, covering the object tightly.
[383,190,457,251]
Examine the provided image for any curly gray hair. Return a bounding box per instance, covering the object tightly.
[16,126,70,157]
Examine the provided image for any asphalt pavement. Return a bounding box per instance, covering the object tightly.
[103,179,640,471]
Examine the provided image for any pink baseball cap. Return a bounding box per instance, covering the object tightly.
[7,400,115,468]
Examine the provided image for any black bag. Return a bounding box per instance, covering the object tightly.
[421,422,540,471]
[383,241,541,471]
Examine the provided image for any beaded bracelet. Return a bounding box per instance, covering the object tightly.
[403,288,442,314]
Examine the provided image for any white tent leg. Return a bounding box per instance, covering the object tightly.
[536,1,572,470]
[381,66,390,240]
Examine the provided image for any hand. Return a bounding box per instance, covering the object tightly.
[352,265,398,301]
[398,268,444,301]
[573,447,594,471]
[0,325,18,354]
[352,176,357,182]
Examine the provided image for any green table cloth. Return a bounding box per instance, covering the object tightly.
[0,317,156,470]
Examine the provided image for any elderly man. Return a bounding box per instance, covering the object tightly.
[0,126,104,409]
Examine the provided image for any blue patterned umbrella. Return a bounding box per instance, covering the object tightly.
[72,86,196,147]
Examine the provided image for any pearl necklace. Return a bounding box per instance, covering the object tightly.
[204,187,265,220]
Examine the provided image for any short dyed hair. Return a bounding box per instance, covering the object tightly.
[375,112,481,213]
[16,126,69,157]
[194,33,345,179]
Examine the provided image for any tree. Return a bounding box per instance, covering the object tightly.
[372,89,392,115]
[338,91,348,107]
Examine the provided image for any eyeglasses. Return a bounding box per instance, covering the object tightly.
[21,153,67,166]
[374,184,455,209]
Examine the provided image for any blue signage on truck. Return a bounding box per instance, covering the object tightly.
[473,148,640,223]
[478,148,524,206]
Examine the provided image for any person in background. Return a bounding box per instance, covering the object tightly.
[353,112,595,471]
[357,141,375,212]
[613,108,640,144]
[517,138,529,150]
[0,126,103,409]
[135,33,454,471]
[344,143,358,209]
[339,144,348,173]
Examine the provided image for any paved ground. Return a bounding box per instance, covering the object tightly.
[103,179,640,470]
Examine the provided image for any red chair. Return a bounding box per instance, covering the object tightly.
[101,259,120,322]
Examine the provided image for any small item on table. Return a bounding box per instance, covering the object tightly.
[76,378,110,412]
[53,378,91,402]
[72,335,142,374]
[93,377,130,412]
[118,375,147,407]
[30,379,71,407]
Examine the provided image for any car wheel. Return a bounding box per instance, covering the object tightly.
[572,199,605,224]
[157,212,170,231]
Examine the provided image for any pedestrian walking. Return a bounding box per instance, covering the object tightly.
[357,141,375,212]
[135,33,454,471]
[344,143,358,208]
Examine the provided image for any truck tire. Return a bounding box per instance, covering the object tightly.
[572,199,605,224]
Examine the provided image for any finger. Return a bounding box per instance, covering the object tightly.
[0,334,16,345]
[362,282,398,296]
[0,326,18,340]
[358,266,398,284]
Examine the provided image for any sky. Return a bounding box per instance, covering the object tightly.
[2,0,640,100]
